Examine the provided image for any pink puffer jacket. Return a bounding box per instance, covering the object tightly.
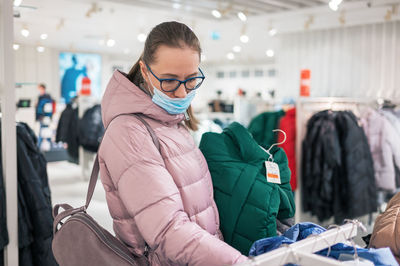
[98,70,247,265]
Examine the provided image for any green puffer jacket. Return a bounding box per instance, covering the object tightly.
[199,122,295,255]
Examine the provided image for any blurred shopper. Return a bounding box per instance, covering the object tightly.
[35,83,55,150]
[99,21,247,265]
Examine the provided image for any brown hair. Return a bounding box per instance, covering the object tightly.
[127,21,201,131]
[38,83,46,90]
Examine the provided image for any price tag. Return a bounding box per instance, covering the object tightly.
[265,161,281,184]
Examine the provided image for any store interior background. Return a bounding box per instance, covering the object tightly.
[6,0,400,255]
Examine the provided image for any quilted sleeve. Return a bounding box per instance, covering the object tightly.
[273,147,296,219]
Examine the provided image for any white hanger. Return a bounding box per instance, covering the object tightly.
[258,129,287,161]
[236,221,373,266]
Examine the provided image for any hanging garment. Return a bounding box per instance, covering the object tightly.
[379,110,400,187]
[56,103,74,143]
[278,107,297,191]
[56,103,79,162]
[0,121,56,266]
[199,122,295,255]
[248,110,286,148]
[302,111,342,221]
[16,122,57,266]
[380,109,400,136]
[370,192,400,264]
[98,70,246,265]
[302,111,377,222]
[249,222,398,266]
[360,108,400,192]
[78,104,104,152]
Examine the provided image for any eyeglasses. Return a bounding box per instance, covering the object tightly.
[146,63,205,93]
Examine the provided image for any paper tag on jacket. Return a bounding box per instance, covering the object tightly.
[265,161,281,184]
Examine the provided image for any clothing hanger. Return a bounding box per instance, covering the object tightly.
[237,221,372,266]
[258,129,287,161]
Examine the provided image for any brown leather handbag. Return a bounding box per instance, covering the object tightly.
[52,115,159,266]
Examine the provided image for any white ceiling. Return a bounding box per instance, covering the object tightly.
[13,0,400,64]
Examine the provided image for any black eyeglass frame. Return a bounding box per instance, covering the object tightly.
[146,63,205,93]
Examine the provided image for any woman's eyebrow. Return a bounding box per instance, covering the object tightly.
[160,71,200,79]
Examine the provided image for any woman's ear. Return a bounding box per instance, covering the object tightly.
[139,60,147,78]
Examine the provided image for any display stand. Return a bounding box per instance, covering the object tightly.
[0,0,18,265]
[235,221,367,266]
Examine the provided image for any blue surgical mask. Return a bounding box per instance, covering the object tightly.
[148,74,196,115]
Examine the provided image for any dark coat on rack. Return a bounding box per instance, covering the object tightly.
[16,122,57,266]
[78,104,104,153]
[0,122,57,266]
[56,103,73,143]
[302,111,377,223]
[56,104,79,162]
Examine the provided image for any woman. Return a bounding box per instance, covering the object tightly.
[98,21,247,265]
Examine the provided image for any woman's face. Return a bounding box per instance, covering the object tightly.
[140,45,200,99]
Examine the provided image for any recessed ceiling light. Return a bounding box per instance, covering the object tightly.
[13,0,22,7]
[37,46,45,53]
[212,9,222,18]
[329,0,342,11]
[21,28,29,37]
[237,12,247,22]
[173,3,181,9]
[40,33,48,40]
[137,33,146,43]
[269,28,277,36]
[329,2,338,11]
[201,54,206,61]
[13,44,20,50]
[266,49,274,57]
[227,52,235,60]
[233,45,241,53]
[240,34,249,43]
[106,39,115,47]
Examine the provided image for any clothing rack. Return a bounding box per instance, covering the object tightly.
[294,97,400,224]
[1,0,19,265]
[235,221,365,266]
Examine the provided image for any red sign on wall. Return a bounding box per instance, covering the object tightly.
[300,69,311,97]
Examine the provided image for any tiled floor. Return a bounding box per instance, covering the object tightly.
[48,160,114,233]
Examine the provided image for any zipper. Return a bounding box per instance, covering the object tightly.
[67,213,137,264]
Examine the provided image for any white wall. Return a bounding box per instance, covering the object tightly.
[277,20,400,100]
[14,45,58,101]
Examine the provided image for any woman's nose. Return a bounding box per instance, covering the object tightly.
[173,83,187,98]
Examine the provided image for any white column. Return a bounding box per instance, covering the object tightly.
[0,0,19,265]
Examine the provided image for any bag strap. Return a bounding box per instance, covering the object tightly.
[53,114,161,235]
[84,114,160,210]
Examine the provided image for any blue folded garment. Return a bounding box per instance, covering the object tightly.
[249,222,398,266]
